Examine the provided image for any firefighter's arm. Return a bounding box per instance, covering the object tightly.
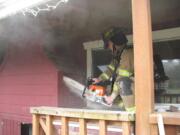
[98,59,118,81]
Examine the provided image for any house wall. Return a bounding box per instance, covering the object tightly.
[0,119,21,135]
[0,40,60,135]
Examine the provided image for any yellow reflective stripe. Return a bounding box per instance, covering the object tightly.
[117,69,132,77]
[101,73,109,80]
[126,106,136,112]
[108,64,115,71]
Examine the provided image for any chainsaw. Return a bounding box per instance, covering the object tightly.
[82,77,111,107]
[63,76,113,107]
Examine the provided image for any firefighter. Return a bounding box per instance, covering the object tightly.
[93,27,135,112]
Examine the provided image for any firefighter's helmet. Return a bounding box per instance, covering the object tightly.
[102,27,128,49]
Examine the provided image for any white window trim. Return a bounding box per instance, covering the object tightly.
[83,27,180,77]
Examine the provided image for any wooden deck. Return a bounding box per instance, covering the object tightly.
[31,107,135,135]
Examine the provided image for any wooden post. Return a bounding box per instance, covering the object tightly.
[61,117,69,135]
[122,122,131,135]
[132,0,154,135]
[99,120,107,135]
[32,114,40,135]
[79,119,87,135]
[46,115,53,135]
[150,124,158,135]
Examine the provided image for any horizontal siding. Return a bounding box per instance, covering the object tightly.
[0,65,57,75]
[0,95,56,106]
[0,113,31,123]
[0,104,40,117]
[0,96,57,117]
[0,42,60,124]
[0,85,57,96]
[0,73,57,85]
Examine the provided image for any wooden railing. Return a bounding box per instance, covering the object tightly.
[30,107,135,135]
[150,112,180,134]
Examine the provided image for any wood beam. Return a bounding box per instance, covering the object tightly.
[150,112,180,125]
[61,117,69,135]
[122,122,131,135]
[32,114,40,135]
[132,0,154,135]
[83,27,180,50]
[31,107,135,121]
[46,115,53,135]
[39,118,47,134]
[99,120,107,135]
[79,119,87,135]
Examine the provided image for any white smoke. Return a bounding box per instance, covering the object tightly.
[63,76,85,99]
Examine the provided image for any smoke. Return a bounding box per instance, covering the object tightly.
[63,76,85,98]
[0,0,131,78]
[0,16,39,42]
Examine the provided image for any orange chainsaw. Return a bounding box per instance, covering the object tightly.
[82,78,110,106]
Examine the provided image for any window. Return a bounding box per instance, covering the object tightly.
[92,49,112,77]
[154,40,180,103]
[21,123,32,135]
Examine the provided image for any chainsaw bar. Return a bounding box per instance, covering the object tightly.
[63,76,111,107]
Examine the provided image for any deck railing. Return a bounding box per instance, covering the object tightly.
[30,107,135,135]
[150,112,180,135]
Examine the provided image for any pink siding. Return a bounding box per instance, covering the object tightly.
[0,40,60,125]
[0,119,20,135]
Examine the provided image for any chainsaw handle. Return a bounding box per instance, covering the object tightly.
[82,86,86,98]
[91,78,101,84]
